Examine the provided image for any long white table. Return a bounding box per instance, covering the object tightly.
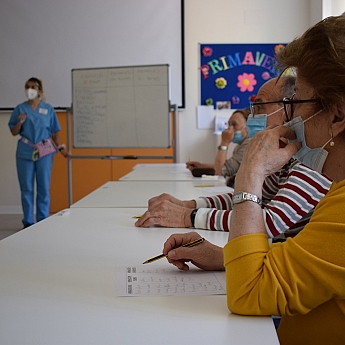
[120,163,225,182]
[132,163,186,170]
[0,208,279,345]
[71,181,233,208]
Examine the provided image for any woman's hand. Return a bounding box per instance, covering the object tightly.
[186,161,202,170]
[221,125,235,146]
[11,114,27,136]
[163,232,224,271]
[237,125,302,182]
[18,114,27,124]
[59,148,71,158]
[51,132,71,159]
[135,199,193,228]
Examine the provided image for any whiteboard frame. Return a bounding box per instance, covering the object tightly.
[71,64,171,149]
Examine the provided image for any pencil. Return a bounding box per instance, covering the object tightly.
[142,237,204,264]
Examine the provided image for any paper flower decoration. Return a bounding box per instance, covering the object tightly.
[236,73,257,92]
[202,46,213,57]
[261,71,270,80]
[274,44,285,54]
[215,77,227,89]
[205,98,213,105]
[232,96,240,105]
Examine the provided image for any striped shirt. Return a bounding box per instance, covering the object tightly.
[195,159,332,238]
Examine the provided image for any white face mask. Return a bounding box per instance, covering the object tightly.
[247,106,283,138]
[285,109,331,173]
[26,88,38,100]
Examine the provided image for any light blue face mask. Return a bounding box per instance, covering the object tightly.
[247,107,284,138]
[232,130,244,144]
[285,109,331,173]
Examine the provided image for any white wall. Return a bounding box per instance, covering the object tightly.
[0,112,22,213]
[323,0,345,18]
[3,0,344,212]
[178,0,320,165]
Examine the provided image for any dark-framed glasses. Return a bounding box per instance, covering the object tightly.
[250,100,283,116]
[282,93,320,122]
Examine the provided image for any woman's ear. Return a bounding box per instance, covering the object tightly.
[331,103,345,137]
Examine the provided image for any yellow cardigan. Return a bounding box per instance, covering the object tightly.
[224,180,345,344]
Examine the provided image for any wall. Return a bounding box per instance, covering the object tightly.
[3,0,345,213]
[0,112,22,213]
[178,0,321,165]
[323,0,345,18]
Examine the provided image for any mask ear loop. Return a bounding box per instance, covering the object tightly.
[267,106,284,117]
[303,109,324,124]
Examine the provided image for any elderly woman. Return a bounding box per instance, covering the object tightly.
[160,16,345,344]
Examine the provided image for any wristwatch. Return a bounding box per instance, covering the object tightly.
[57,144,66,151]
[232,191,262,206]
[217,145,227,151]
[190,208,198,227]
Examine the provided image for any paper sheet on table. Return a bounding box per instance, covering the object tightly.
[115,265,226,297]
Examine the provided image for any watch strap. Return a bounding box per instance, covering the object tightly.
[232,191,262,206]
[217,145,228,151]
[190,208,198,227]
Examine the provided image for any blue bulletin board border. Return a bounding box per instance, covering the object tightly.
[200,43,286,109]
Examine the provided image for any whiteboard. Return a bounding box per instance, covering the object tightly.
[72,65,170,148]
[0,0,183,108]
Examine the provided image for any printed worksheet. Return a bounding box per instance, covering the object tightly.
[115,265,226,297]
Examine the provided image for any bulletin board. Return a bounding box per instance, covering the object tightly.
[199,43,286,109]
[72,65,170,148]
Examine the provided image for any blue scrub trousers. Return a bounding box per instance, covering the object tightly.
[16,153,54,227]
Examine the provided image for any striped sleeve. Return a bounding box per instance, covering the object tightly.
[194,160,332,236]
[194,193,233,231]
[262,162,332,238]
[196,193,233,210]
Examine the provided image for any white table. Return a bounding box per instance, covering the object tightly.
[120,163,225,182]
[132,163,186,170]
[0,208,279,345]
[71,181,233,208]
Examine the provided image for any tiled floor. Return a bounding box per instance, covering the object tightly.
[0,214,23,240]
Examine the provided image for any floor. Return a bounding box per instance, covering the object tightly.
[0,214,24,240]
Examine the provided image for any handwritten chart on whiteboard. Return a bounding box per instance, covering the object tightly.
[115,265,226,297]
[72,65,170,148]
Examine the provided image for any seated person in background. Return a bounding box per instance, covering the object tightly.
[135,76,332,239]
[186,108,250,178]
[160,16,345,343]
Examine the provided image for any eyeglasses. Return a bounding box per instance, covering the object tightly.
[250,100,283,116]
[282,93,320,122]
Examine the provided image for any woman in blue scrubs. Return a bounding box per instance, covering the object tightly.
[8,77,70,228]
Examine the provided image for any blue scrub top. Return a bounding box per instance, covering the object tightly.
[9,101,61,143]
[8,101,61,159]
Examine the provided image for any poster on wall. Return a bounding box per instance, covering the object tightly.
[200,43,286,109]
